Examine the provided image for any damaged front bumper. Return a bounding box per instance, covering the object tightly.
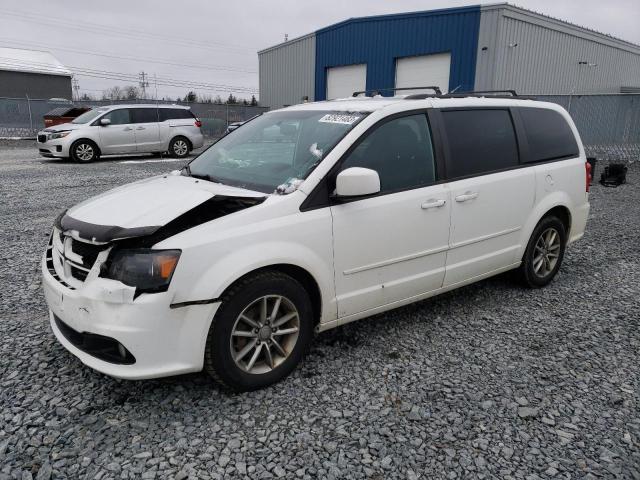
[42,252,220,380]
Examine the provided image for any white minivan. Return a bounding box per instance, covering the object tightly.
[42,92,590,391]
[37,104,204,162]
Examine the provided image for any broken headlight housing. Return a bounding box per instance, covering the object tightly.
[103,249,181,293]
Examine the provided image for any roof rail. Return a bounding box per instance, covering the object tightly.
[457,89,518,96]
[352,86,442,97]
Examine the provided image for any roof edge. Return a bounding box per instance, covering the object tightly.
[481,3,640,52]
[316,4,481,35]
[258,31,315,55]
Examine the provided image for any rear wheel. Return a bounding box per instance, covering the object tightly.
[204,271,313,391]
[71,140,99,163]
[518,215,566,288]
[169,137,190,158]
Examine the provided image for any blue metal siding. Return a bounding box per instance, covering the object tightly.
[315,6,481,100]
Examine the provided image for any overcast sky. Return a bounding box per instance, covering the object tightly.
[1,0,638,101]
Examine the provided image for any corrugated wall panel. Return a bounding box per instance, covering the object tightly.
[476,5,640,94]
[258,34,316,109]
[314,6,481,100]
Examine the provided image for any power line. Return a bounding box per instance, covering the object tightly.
[0,38,258,74]
[0,58,259,94]
[0,8,257,54]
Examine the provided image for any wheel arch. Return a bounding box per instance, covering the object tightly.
[171,134,192,150]
[519,192,574,260]
[219,263,323,327]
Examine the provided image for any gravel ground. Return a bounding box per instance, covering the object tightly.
[0,141,638,480]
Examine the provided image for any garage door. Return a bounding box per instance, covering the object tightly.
[326,64,367,100]
[395,53,451,95]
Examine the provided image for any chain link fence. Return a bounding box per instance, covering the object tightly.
[0,97,268,138]
[1,94,638,162]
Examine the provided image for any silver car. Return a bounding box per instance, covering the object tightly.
[37,104,205,162]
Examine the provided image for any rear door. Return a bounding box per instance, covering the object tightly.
[330,113,451,318]
[97,108,136,154]
[437,108,535,286]
[131,108,161,152]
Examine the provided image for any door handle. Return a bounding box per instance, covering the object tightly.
[421,199,446,209]
[123,127,133,131]
[455,191,478,202]
[136,126,146,130]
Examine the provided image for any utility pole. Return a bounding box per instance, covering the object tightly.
[154,73,158,102]
[72,77,80,101]
[139,71,150,100]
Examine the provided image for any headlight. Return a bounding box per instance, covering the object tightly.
[49,131,71,140]
[103,249,181,293]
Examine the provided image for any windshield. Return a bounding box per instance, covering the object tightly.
[71,108,108,124]
[187,110,367,193]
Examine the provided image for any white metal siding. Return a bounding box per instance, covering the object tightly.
[475,5,640,94]
[258,34,316,109]
[326,64,367,99]
[395,53,451,94]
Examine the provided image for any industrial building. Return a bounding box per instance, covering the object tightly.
[258,3,640,109]
[0,47,73,99]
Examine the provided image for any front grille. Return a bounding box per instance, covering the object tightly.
[38,134,47,143]
[71,239,102,269]
[53,314,136,365]
[49,229,108,284]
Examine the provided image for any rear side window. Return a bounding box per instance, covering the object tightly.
[159,108,194,121]
[519,108,579,162]
[441,109,519,178]
[132,108,158,123]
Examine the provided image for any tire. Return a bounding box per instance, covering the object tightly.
[518,215,567,288]
[168,136,190,158]
[70,139,99,163]
[204,271,314,391]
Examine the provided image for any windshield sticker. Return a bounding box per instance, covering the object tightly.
[275,178,304,195]
[318,113,362,125]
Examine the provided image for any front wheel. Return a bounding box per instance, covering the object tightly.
[168,137,190,158]
[204,271,314,391]
[518,215,567,288]
[71,140,99,163]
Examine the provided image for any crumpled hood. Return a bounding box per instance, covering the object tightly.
[44,122,85,132]
[60,174,265,242]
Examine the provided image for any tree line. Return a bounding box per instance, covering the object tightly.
[77,85,258,106]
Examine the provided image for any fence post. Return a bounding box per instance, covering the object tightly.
[26,94,33,135]
[226,104,229,129]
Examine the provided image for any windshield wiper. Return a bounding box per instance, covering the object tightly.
[182,165,225,184]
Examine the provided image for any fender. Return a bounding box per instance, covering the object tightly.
[173,241,337,324]
[517,191,573,260]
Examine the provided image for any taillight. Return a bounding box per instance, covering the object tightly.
[195,118,202,128]
[585,161,592,192]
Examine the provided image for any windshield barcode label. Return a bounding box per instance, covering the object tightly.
[319,114,361,125]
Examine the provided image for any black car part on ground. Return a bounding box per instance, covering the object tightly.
[600,164,627,187]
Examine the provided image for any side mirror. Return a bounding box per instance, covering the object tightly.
[335,167,380,198]
[100,118,111,126]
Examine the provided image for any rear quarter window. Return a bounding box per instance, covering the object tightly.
[441,109,519,178]
[519,108,579,162]
[159,108,194,121]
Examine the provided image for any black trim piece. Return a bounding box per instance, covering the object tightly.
[169,298,221,309]
[54,314,136,365]
[510,107,530,164]
[300,108,444,211]
[57,214,160,243]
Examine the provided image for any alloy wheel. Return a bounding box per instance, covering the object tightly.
[533,227,561,277]
[230,295,300,375]
[173,140,188,156]
[76,144,94,161]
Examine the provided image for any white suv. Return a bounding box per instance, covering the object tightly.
[42,93,590,391]
[37,104,204,162]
